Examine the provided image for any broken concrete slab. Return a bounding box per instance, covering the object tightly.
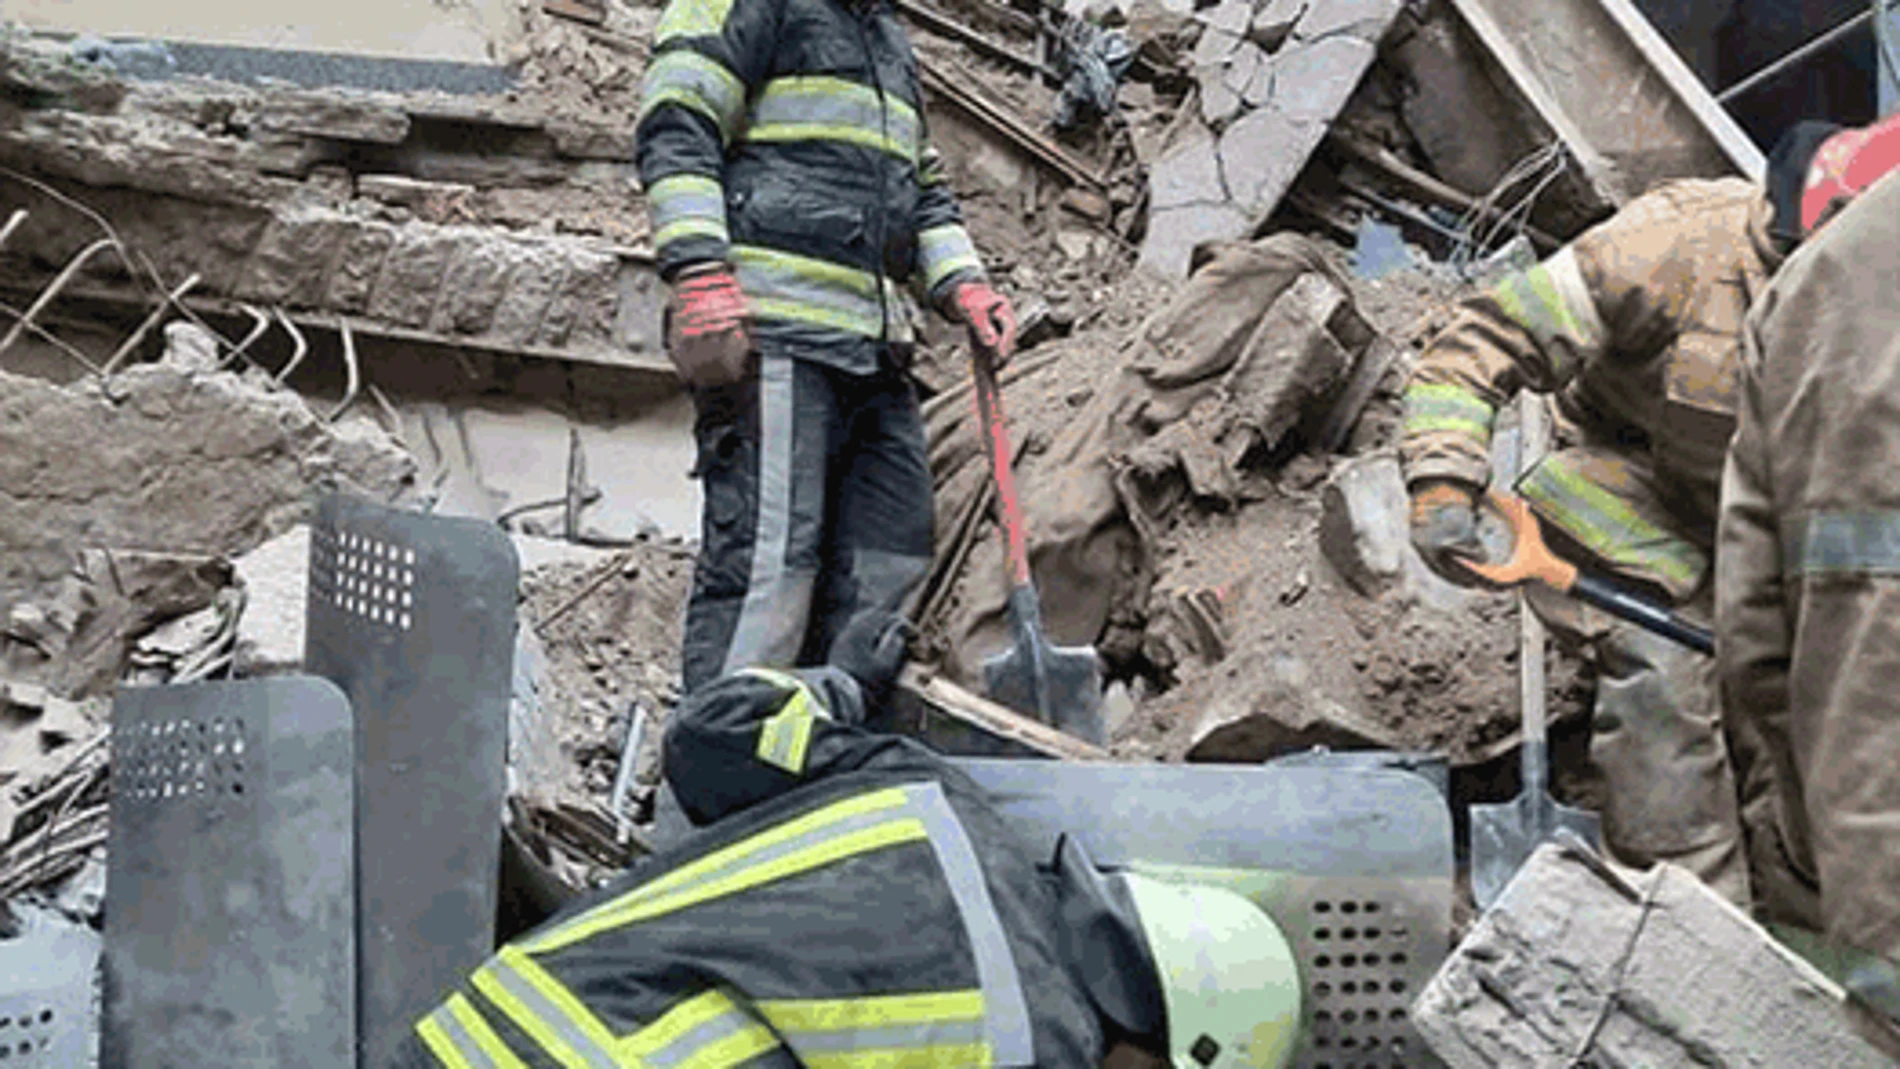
[231,525,311,677]
[1319,453,1410,596]
[1249,0,1306,51]
[1186,649,1402,761]
[1216,105,1305,214]
[1147,124,1228,211]
[1217,271,1354,455]
[1416,840,1893,1068]
[1137,202,1254,281]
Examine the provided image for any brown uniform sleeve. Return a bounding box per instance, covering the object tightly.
[1400,182,1728,489]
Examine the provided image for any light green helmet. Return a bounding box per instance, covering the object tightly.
[1119,872,1303,1069]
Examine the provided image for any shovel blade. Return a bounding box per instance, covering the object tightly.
[1470,793,1602,911]
[983,635,1106,746]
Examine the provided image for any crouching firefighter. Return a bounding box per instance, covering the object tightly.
[401,613,1305,1069]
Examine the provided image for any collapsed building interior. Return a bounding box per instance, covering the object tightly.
[0,0,1894,1064]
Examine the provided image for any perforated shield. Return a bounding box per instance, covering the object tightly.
[305,493,518,1069]
[951,757,1453,1068]
[103,677,355,1068]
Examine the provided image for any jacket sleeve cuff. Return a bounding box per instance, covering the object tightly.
[1402,455,1492,492]
[916,224,985,302]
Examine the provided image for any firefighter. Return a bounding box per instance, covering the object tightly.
[1717,114,1900,1036]
[402,613,1305,1068]
[1397,125,1848,910]
[637,0,1017,694]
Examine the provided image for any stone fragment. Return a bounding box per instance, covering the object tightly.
[357,174,477,223]
[434,237,517,336]
[491,246,570,346]
[1217,104,1307,214]
[1249,0,1306,51]
[326,222,398,313]
[1194,0,1254,37]
[231,525,309,677]
[1218,272,1354,453]
[1148,125,1228,211]
[239,209,349,307]
[159,321,221,375]
[245,93,411,144]
[1292,0,1402,43]
[1271,35,1376,122]
[1318,452,1408,596]
[368,227,462,328]
[1186,650,1398,761]
[537,248,619,349]
[1197,66,1242,126]
[1136,202,1252,280]
[1416,842,1895,1068]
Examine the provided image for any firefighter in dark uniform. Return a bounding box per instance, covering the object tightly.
[638,0,1019,693]
[403,615,1304,1068]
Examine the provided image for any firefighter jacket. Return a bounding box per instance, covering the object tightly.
[1717,169,1900,1017]
[635,0,987,376]
[1400,178,1781,601]
[407,666,1164,1068]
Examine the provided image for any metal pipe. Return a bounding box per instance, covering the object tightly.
[100,272,203,377]
[327,317,360,423]
[1717,9,1874,104]
[0,238,119,356]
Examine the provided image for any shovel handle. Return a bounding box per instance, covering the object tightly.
[971,348,1034,590]
[1573,574,1716,655]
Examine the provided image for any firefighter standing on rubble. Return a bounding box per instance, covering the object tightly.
[1397,126,1853,912]
[636,0,1017,693]
[403,613,1304,1068]
[1716,115,1900,1037]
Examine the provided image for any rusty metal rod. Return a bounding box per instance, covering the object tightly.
[0,238,119,356]
[917,57,1106,189]
[896,0,1057,80]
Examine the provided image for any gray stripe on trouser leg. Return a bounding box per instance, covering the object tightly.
[723,357,813,674]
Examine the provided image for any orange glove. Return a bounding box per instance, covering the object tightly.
[1409,478,1484,586]
[947,281,1017,367]
[665,263,752,389]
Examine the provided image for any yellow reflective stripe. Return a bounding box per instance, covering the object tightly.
[801,1044,993,1068]
[917,225,981,291]
[617,989,782,1069]
[527,787,912,953]
[440,994,530,1069]
[748,76,921,162]
[472,949,620,1069]
[656,0,741,43]
[759,990,985,1033]
[757,686,817,774]
[650,173,730,251]
[731,245,909,340]
[1489,248,1602,377]
[740,666,807,691]
[640,50,747,139]
[1401,381,1495,441]
[416,1019,471,1069]
[621,989,740,1058]
[1518,458,1703,589]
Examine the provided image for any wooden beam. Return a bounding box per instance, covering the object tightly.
[886,665,1110,761]
[1587,0,1764,181]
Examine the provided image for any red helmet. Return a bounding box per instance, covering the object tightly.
[1801,111,1900,236]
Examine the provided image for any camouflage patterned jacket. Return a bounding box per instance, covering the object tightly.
[1400,178,1780,601]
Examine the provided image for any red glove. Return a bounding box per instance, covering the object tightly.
[666,263,752,388]
[948,281,1017,366]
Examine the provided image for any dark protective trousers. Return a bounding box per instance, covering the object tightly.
[682,352,934,693]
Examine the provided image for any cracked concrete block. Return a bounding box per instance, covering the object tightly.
[1223,42,1266,101]
[1271,35,1376,122]
[1249,0,1306,51]
[238,209,348,307]
[1220,271,1353,452]
[434,237,518,336]
[1186,650,1399,761]
[1417,842,1894,1069]
[326,221,398,314]
[1198,66,1243,126]
[537,248,620,349]
[1292,0,1401,41]
[1137,202,1252,280]
[1218,105,1307,213]
[1148,125,1228,211]
[232,524,309,677]
[491,246,571,347]
[1195,0,1255,37]
[368,227,464,328]
[1190,21,1243,67]
[1319,453,1408,596]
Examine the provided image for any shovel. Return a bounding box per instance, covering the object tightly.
[1466,493,1714,655]
[970,347,1106,745]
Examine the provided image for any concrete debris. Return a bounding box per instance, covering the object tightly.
[158,320,220,374]
[1318,452,1409,597]
[230,525,310,678]
[1139,0,1405,277]
[1416,840,1894,1068]
[124,586,243,686]
[1185,649,1403,761]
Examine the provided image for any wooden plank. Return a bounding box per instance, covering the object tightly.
[1588,0,1764,182]
[884,665,1110,762]
[543,0,608,26]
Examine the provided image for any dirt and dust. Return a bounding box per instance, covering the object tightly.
[516,535,694,814]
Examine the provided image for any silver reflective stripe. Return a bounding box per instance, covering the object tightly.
[917,225,982,291]
[1781,509,1900,577]
[783,1018,986,1053]
[732,246,911,340]
[640,50,747,138]
[722,356,812,673]
[650,174,729,249]
[426,1003,509,1069]
[642,1006,767,1069]
[903,783,1035,1066]
[476,958,619,1069]
[748,76,921,161]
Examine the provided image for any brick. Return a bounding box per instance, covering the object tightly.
[1416,842,1893,1068]
[1319,453,1409,596]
